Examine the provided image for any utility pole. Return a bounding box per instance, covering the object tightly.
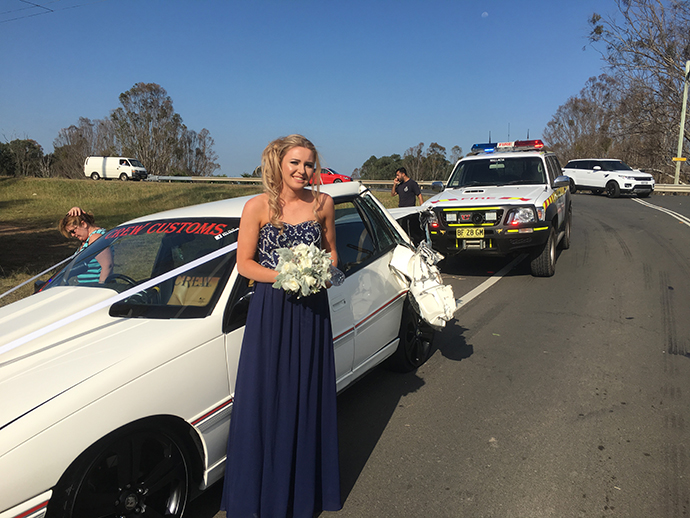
[674,60,690,184]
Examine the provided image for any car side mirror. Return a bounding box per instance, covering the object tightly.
[431,181,444,193]
[553,175,570,188]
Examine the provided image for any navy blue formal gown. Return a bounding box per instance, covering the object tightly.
[221,220,342,518]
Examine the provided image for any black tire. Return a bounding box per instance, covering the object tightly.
[333,178,342,183]
[90,172,100,180]
[47,426,190,518]
[606,181,620,198]
[119,173,129,181]
[569,179,577,194]
[385,299,434,372]
[530,226,556,277]
[558,208,572,250]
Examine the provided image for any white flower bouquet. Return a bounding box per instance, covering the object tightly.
[272,243,343,298]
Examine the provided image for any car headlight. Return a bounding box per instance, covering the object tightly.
[619,175,636,180]
[506,207,537,226]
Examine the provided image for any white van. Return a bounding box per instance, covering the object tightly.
[84,156,148,181]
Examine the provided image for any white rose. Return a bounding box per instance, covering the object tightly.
[283,278,300,292]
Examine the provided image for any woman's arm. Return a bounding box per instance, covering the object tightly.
[236,195,279,283]
[319,194,338,267]
[96,249,113,283]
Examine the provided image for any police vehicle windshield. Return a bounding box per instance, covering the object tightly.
[447,156,546,188]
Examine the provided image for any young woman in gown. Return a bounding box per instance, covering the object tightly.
[220,135,342,517]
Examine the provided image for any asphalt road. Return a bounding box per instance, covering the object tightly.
[191,192,690,518]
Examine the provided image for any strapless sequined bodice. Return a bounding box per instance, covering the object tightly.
[258,221,322,269]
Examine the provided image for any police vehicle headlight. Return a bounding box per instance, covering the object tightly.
[506,207,537,225]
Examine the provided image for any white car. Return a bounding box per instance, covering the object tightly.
[0,183,441,518]
[562,158,655,197]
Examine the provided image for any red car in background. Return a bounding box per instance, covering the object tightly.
[318,168,352,184]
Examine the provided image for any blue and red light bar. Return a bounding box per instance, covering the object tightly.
[470,143,496,153]
[471,139,545,154]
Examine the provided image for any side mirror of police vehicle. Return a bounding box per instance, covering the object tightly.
[431,181,444,193]
[553,175,571,188]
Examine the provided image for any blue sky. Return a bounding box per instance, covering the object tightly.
[0,0,611,177]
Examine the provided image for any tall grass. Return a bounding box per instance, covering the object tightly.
[0,177,264,230]
[0,177,263,307]
[0,177,410,307]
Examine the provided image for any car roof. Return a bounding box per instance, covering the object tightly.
[123,181,365,224]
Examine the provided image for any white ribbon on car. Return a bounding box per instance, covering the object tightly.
[0,242,239,357]
[0,253,77,301]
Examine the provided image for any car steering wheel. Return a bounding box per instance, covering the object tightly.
[105,273,138,286]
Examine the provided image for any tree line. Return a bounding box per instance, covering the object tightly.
[356,142,463,181]
[0,83,220,179]
[544,0,690,182]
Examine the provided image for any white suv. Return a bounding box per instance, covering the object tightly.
[563,158,654,198]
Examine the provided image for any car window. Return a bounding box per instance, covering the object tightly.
[333,194,400,275]
[545,156,559,183]
[600,160,632,171]
[47,218,240,319]
[447,156,546,187]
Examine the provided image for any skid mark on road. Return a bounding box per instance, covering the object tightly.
[661,443,688,518]
[598,220,633,260]
[660,271,686,357]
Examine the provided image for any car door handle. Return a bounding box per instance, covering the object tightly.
[331,298,347,312]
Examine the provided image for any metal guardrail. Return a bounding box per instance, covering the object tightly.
[147,175,689,193]
[655,183,690,193]
[147,176,436,188]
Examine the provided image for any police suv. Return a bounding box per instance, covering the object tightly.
[423,140,572,277]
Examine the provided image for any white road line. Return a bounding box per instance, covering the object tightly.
[633,198,690,227]
[454,254,526,312]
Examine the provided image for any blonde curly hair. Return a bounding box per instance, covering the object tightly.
[261,134,321,229]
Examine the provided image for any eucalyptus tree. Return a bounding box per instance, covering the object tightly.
[111,83,183,176]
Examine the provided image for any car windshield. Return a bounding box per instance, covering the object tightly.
[599,160,632,171]
[447,156,546,188]
[46,217,240,318]
[130,159,145,168]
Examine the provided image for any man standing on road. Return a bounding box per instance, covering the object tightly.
[391,167,423,207]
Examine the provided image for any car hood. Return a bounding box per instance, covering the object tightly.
[0,287,151,430]
[423,184,548,209]
[630,170,654,178]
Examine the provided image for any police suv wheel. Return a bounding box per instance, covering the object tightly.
[530,227,556,277]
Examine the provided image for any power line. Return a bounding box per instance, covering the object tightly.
[0,0,109,24]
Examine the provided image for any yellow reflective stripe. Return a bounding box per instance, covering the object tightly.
[448,223,495,227]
